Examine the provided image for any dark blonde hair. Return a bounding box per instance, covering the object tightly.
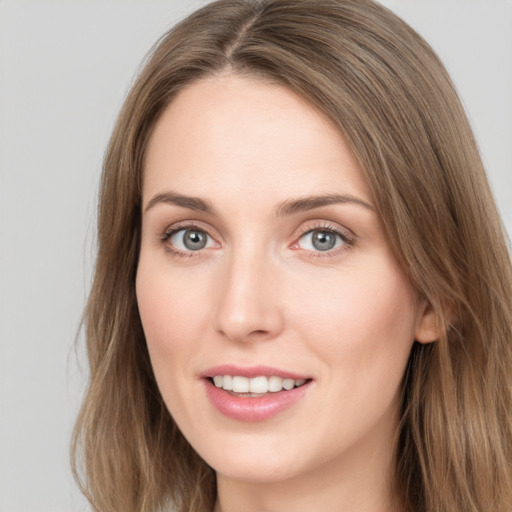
[72,1,512,511]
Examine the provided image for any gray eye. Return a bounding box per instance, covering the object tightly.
[311,231,336,251]
[297,229,344,252]
[171,229,210,251]
[184,230,207,250]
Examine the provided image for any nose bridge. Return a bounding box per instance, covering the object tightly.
[213,237,282,342]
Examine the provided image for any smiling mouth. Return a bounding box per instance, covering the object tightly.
[210,375,310,396]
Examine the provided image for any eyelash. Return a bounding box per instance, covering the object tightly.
[292,222,354,258]
[159,221,355,258]
[160,222,213,258]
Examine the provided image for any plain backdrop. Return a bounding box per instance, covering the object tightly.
[0,1,511,511]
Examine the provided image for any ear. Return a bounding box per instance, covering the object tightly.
[415,300,442,344]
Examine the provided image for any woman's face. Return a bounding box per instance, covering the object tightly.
[137,75,435,487]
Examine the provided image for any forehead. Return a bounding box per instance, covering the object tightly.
[143,74,370,207]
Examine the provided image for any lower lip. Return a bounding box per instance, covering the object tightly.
[203,379,311,422]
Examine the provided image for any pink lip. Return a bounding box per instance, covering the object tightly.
[201,365,312,422]
[200,364,309,380]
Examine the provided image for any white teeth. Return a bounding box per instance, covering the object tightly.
[282,378,295,390]
[212,375,307,393]
[249,376,269,393]
[232,376,249,393]
[268,376,283,392]
[223,374,233,390]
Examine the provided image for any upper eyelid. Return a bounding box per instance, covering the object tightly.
[294,221,355,240]
[163,220,215,237]
[158,219,356,246]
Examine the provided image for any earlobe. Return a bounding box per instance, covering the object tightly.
[415,300,442,344]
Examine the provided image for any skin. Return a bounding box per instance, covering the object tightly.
[136,74,438,512]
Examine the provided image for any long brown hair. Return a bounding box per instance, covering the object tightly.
[71,1,512,510]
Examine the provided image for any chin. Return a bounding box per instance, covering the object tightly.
[191,430,318,484]
[211,457,304,484]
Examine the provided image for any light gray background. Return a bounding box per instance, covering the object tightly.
[0,1,511,511]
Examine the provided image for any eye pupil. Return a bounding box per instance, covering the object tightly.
[184,230,207,250]
[312,231,336,251]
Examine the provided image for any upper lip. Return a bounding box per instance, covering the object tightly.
[200,364,311,380]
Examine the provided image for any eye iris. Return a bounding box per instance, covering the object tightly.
[183,230,207,250]
[312,231,336,251]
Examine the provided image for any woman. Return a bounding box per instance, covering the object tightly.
[71,0,512,511]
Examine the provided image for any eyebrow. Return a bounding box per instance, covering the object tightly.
[144,191,216,214]
[275,194,374,216]
[143,191,374,216]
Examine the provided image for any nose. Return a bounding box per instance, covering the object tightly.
[212,248,284,343]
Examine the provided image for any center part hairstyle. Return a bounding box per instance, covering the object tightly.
[71,1,512,511]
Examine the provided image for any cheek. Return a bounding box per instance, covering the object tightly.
[136,270,171,356]
[298,264,415,345]
[292,257,417,399]
[136,265,206,438]
[136,256,208,343]
[136,260,202,386]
